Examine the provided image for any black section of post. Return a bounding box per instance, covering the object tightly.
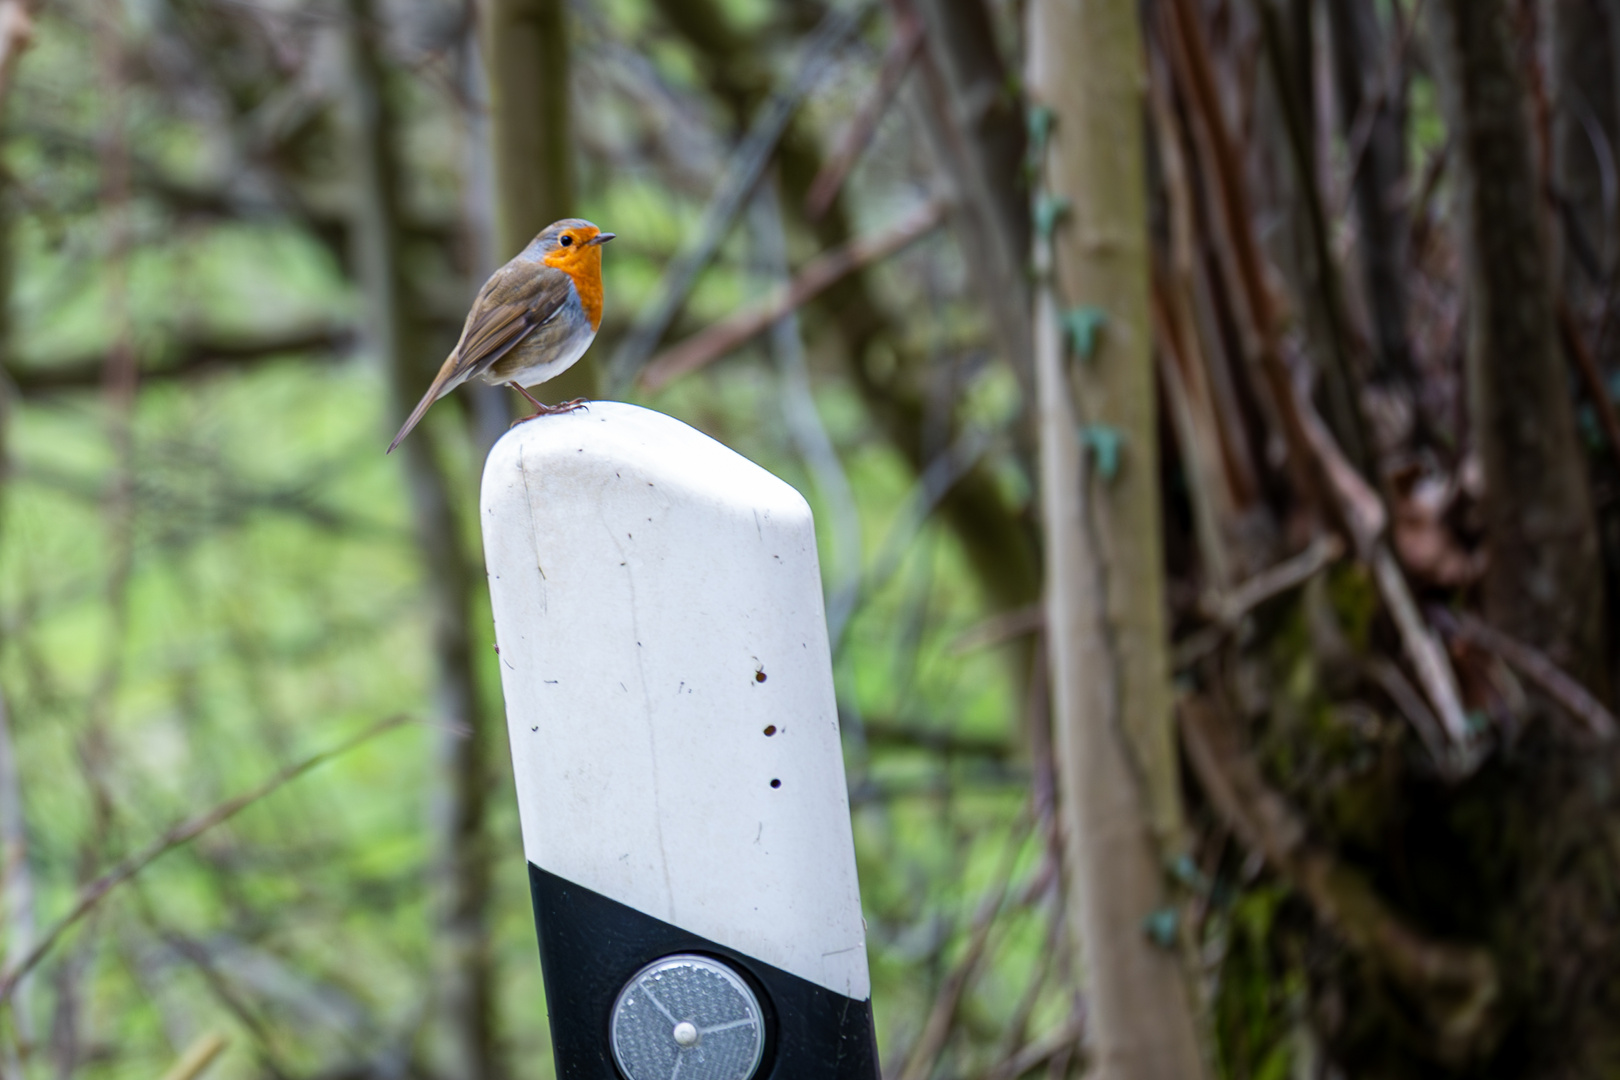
[528,863,880,1080]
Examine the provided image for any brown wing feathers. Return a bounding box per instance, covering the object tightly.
[386,265,568,454]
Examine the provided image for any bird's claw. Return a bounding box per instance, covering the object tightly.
[509,399,591,428]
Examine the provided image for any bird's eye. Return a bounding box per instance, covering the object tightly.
[560,234,573,247]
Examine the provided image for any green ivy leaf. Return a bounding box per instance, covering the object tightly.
[1080,424,1124,483]
[1033,193,1070,239]
[1168,852,1209,894]
[1027,104,1055,161]
[1063,306,1107,360]
[1142,906,1179,949]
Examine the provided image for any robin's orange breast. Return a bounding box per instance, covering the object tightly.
[543,246,605,331]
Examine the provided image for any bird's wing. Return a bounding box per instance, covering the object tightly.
[387,263,572,454]
[446,262,574,382]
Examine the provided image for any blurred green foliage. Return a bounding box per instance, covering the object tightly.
[0,1,1064,1076]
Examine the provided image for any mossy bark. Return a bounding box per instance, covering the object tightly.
[1027,0,1208,1075]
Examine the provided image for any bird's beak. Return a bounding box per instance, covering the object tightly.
[588,232,616,246]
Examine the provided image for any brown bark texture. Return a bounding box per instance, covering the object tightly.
[1429,0,1606,694]
[1550,0,1619,292]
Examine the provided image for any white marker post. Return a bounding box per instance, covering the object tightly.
[480,403,877,1080]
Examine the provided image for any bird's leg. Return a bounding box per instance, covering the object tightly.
[507,383,591,425]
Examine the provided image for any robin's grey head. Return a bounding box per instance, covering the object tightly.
[533,219,615,255]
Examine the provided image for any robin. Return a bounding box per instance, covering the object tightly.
[388,218,615,453]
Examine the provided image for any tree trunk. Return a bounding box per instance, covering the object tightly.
[482,0,594,404]
[1417,4,1620,1078]
[1026,0,1208,1076]
[1549,0,1619,293]
[1429,0,1606,693]
[344,9,501,1080]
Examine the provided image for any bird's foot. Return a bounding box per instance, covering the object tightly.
[508,398,591,428]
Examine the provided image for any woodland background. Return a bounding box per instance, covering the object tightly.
[0,0,1617,1079]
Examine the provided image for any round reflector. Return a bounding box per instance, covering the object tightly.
[609,955,766,1080]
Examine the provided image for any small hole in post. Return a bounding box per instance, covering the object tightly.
[755,670,767,683]
[770,779,781,789]
[763,725,777,736]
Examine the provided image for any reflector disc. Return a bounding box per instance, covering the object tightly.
[609,955,766,1080]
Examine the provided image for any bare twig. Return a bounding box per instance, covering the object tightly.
[1159,0,1321,504]
[639,199,946,390]
[159,1033,229,1080]
[1438,611,1618,740]
[1145,44,1261,514]
[1203,533,1346,626]
[1254,0,1370,472]
[1363,657,1454,766]
[1287,363,1474,759]
[804,8,924,220]
[984,1016,1085,1080]
[894,815,1030,1080]
[0,714,410,1004]
[1556,298,1620,466]
[1372,546,1476,757]
[860,717,1014,760]
[948,603,1043,655]
[609,4,868,387]
[1154,286,1233,589]
[1174,534,1346,669]
[6,326,357,396]
[155,933,290,1079]
[749,182,864,646]
[986,882,1061,1068]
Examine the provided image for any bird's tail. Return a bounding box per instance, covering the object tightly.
[387,355,463,454]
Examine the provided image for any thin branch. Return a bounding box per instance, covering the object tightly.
[1173,534,1346,668]
[1363,657,1454,767]
[159,1033,229,1080]
[894,814,1030,1080]
[861,717,1015,760]
[0,714,411,1004]
[984,1016,1085,1080]
[1556,298,1620,466]
[1159,0,1321,504]
[1371,545,1476,760]
[805,7,924,220]
[948,604,1043,655]
[639,199,945,390]
[608,4,868,387]
[7,326,357,395]
[1437,611,1618,740]
[1203,533,1345,626]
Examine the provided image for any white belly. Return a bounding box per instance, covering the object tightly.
[490,327,596,388]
